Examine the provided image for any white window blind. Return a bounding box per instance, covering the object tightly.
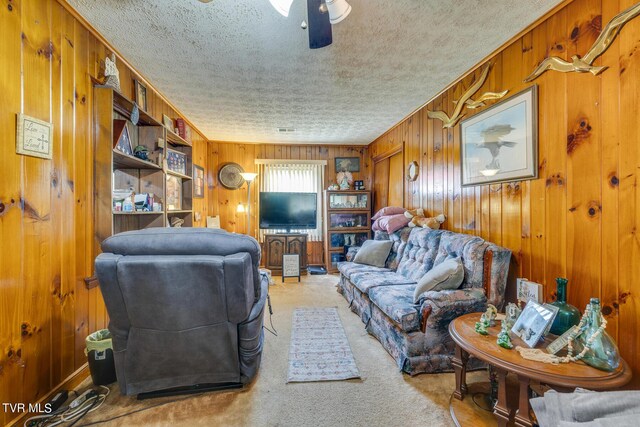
[257,160,325,242]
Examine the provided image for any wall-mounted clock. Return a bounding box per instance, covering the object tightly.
[218,162,245,189]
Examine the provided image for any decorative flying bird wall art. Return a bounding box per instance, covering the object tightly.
[427,64,508,128]
[524,2,640,82]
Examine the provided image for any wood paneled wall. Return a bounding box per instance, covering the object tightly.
[369,0,640,386]
[207,142,371,265]
[0,1,209,424]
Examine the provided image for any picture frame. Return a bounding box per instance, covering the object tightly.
[460,85,538,187]
[282,253,300,282]
[16,114,53,160]
[166,148,187,175]
[162,114,174,131]
[166,175,182,211]
[134,79,147,112]
[511,300,559,348]
[335,157,360,172]
[193,164,205,198]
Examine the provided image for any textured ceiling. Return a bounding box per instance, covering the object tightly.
[68,0,563,145]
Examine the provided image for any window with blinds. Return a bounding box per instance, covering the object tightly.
[256,160,325,242]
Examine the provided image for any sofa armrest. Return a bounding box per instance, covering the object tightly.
[418,289,487,333]
[345,246,361,261]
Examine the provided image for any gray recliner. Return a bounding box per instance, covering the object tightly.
[95,228,267,396]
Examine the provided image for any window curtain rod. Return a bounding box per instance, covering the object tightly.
[255,159,327,165]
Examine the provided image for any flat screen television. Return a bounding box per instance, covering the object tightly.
[259,192,317,231]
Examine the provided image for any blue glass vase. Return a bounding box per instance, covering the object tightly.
[549,278,581,336]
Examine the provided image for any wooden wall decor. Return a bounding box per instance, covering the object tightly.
[16,113,53,159]
[524,1,640,82]
[0,1,210,424]
[427,63,508,128]
[368,0,640,387]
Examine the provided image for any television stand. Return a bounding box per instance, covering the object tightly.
[263,233,307,276]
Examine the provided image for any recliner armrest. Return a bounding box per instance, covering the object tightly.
[224,253,255,323]
[418,289,487,334]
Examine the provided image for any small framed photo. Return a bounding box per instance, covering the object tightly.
[511,300,559,348]
[335,157,360,172]
[134,79,147,112]
[162,114,174,131]
[16,114,53,159]
[166,175,182,211]
[460,85,538,187]
[166,148,187,175]
[353,180,364,190]
[193,164,205,198]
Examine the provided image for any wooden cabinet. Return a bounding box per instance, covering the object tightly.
[323,190,372,273]
[94,86,194,245]
[263,234,308,275]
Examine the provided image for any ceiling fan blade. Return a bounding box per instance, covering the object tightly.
[307,0,332,49]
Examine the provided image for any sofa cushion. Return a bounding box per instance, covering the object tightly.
[337,262,391,280]
[396,228,444,280]
[413,256,464,303]
[353,240,394,267]
[433,231,487,289]
[372,214,411,234]
[350,272,416,294]
[368,285,421,333]
[374,227,412,270]
[372,206,406,220]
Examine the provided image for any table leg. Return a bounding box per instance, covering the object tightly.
[493,368,511,427]
[515,375,533,427]
[452,345,469,400]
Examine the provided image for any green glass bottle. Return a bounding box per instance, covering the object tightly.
[549,278,581,335]
[575,298,621,372]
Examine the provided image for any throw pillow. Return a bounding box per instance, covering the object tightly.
[376,213,410,234]
[372,206,406,221]
[413,256,464,303]
[353,240,394,268]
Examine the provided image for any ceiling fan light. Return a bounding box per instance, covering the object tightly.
[325,0,351,24]
[269,0,294,17]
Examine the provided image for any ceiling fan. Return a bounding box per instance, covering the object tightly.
[198,0,352,49]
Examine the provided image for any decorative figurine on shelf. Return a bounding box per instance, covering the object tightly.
[496,303,522,349]
[337,170,353,190]
[102,53,121,93]
[328,183,340,191]
[475,304,497,335]
[344,233,356,246]
[133,145,149,161]
[170,217,184,228]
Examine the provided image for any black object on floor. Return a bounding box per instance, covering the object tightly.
[137,383,243,400]
[308,265,327,275]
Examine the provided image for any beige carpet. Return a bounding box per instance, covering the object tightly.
[75,274,483,427]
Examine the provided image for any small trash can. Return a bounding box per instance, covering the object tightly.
[86,329,117,386]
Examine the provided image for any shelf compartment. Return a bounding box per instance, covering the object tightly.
[166,129,191,147]
[113,149,162,170]
[166,169,192,180]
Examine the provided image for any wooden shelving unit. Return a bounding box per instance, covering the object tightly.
[94,86,194,243]
[323,190,372,273]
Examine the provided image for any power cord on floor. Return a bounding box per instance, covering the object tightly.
[24,386,110,427]
[263,293,278,336]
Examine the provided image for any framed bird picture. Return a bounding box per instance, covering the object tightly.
[460,85,538,187]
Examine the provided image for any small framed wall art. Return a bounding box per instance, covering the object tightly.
[134,79,147,112]
[460,85,538,187]
[16,114,53,160]
[335,157,360,172]
[162,114,174,131]
[193,164,205,198]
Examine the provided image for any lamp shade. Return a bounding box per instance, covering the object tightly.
[239,172,258,182]
[325,0,351,24]
[269,0,294,17]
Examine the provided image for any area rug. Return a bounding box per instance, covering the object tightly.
[287,307,361,383]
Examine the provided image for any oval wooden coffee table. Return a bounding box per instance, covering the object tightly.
[449,313,631,427]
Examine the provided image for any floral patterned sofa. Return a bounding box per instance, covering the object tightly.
[337,226,511,375]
